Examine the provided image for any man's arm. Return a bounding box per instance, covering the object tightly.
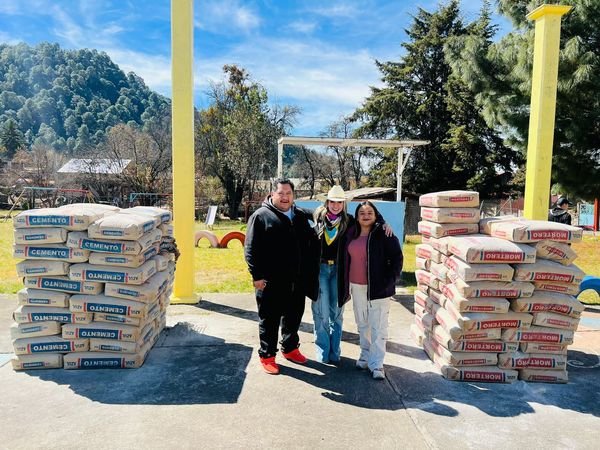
[244,213,266,286]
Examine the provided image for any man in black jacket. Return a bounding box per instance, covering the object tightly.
[548,197,573,225]
[244,178,319,374]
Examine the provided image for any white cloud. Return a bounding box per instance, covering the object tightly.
[195,0,261,34]
[287,20,318,34]
[309,4,359,18]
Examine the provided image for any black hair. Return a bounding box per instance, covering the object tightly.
[353,201,383,238]
[271,178,295,192]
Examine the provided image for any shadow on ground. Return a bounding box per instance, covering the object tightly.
[27,323,253,405]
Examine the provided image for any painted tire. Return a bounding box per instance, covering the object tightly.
[194,231,219,248]
[219,231,245,248]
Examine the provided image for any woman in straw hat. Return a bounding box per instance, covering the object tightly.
[312,186,393,364]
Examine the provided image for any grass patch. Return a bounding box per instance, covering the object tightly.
[572,235,600,304]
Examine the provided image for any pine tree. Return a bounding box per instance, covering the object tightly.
[0,118,26,158]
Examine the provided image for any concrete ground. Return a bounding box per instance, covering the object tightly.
[1,292,600,450]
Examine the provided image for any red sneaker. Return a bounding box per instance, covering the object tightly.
[282,348,307,364]
[260,357,280,375]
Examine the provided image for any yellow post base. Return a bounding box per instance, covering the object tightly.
[170,293,201,305]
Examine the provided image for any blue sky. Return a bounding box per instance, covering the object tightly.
[0,0,511,135]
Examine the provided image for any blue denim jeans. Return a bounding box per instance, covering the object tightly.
[311,263,344,363]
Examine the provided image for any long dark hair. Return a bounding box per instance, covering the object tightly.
[353,201,384,238]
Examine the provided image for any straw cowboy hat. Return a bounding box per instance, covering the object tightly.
[327,185,346,202]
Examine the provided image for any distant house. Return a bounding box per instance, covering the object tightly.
[57,159,132,175]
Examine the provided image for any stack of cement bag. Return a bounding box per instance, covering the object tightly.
[414,195,585,384]
[11,204,175,370]
[411,190,480,348]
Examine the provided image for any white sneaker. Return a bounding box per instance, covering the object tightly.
[355,359,368,370]
[372,368,385,380]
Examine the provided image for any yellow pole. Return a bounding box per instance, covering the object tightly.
[523,4,571,220]
[171,0,198,304]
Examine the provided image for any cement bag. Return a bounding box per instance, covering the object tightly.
[442,286,509,314]
[429,339,497,366]
[414,290,437,314]
[519,369,568,383]
[14,227,67,244]
[428,287,445,306]
[430,262,449,284]
[451,310,533,331]
[513,260,585,284]
[520,342,568,354]
[479,215,517,235]
[423,236,452,255]
[89,323,155,353]
[445,255,513,282]
[62,322,141,342]
[94,313,142,327]
[69,295,147,318]
[150,254,169,272]
[88,212,157,241]
[10,321,62,340]
[410,324,425,347]
[12,353,63,370]
[535,240,577,266]
[17,288,70,308]
[160,223,174,237]
[414,303,426,319]
[501,326,574,344]
[416,257,430,271]
[63,349,148,369]
[415,244,443,263]
[419,190,479,208]
[67,228,162,254]
[532,312,580,331]
[127,206,172,224]
[447,235,536,264]
[532,281,580,296]
[13,336,88,355]
[490,219,583,243]
[69,260,156,285]
[431,325,517,353]
[13,204,118,230]
[434,306,501,341]
[510,292,583,318]
[13,244,89,263]
[498,352,531,369]
[118,209,161,228]
[440,364,518,383]
[418,221,478,238]
[24,276,103,295]
[416,284,429,295]
[88,244,159,268]
[452,279,534,298]
[16,260,70,277]
[415,270,440,290]
[104,270,169,302]
[421,207,480,224]
[420,313,436,331]
[13,306,92,324]
[525,353,567,370]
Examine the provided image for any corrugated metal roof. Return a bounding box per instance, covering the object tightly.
[58,159,132,174]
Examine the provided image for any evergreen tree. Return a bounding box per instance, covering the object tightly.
[354,1,519,196]
[450,0,600,200]
[0,118,26,158]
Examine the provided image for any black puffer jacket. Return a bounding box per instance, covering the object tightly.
[244,198,320,300]
[548,208,572,225]
[338,218,403,306]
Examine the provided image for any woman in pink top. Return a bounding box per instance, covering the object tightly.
[339,201,403,380]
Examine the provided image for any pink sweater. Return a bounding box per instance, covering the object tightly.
[348,236,368,285]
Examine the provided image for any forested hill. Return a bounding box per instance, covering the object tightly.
[0,42,170,154]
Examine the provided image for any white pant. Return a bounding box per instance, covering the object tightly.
[350,283,391,371]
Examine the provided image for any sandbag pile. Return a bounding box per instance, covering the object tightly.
[414,195,585,384]
[11,204,175,370]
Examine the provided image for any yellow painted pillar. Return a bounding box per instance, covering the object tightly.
[523,4,571,220]
[171,0,198,304]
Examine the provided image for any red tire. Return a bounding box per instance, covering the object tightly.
[219,231,245,248]
[194,230,219,248]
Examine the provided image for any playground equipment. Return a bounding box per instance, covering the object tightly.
[194,230,219,248]
[219,231,245,248]
[578,275,600,305]
[128,192,172,207]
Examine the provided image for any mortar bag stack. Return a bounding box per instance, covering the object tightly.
[488,218,584,383]
[10,204,118,370]
[62,209,164,369]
